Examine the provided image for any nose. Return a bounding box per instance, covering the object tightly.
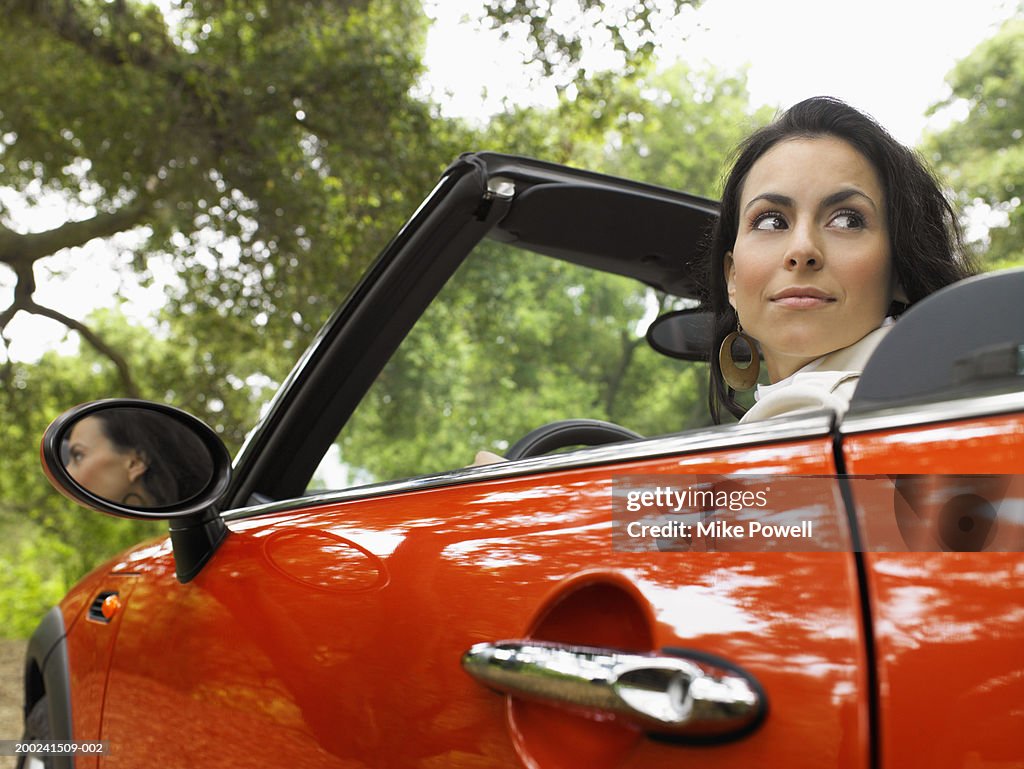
[783,223,823,270]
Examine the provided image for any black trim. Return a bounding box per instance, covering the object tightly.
[491,178,714,296]
[832,426,880,769]
[852,268,1024,412]
[227,157,501,505]
[224,152,720,507]
[87,592,117,623]
[225,167,466,501]
[24,607,75,769]
[169,510,229,583]
[651,646,768,745]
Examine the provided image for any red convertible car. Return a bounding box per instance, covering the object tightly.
[20,153,1024,768]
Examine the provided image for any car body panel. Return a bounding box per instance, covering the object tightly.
[49,559,142,769]
[91,437,869,768]
[843,411,1024,768]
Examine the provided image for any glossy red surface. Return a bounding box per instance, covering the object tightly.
[844,413,1024,769]
[59,559,138,769]
[87,437,869,768]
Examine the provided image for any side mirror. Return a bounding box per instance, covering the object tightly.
[647,308,763,363]
[41,400,232,582]
[646,308,715,362]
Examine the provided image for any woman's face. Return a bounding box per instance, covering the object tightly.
[725,136,896,382]
[66,416,147,503]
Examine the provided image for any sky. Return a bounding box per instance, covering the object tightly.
[422,0,1019,144]
[2,0,1020,361]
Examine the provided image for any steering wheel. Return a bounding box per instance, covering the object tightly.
[504,419,643,460]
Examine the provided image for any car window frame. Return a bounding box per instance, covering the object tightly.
[224,154,719,511]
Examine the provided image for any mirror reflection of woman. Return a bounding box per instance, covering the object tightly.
[64,409,210,507]
[66,416,154,506]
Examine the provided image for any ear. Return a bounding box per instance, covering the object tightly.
[724,251,737,310]
[125,452,149,484]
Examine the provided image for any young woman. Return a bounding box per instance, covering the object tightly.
[706,96,973,423]
[473,96,973,463]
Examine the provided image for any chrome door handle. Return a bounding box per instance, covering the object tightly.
[462,640,766,741]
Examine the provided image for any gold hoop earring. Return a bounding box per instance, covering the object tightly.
[719,325,760,391]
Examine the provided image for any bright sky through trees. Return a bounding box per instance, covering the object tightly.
[2,0,1019,361]
[423,0,1018,143]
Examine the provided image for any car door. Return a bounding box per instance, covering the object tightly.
[838,268,1024,769]
[95,421,871,768]
[93,154,872,767]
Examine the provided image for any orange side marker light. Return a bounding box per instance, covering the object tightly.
[101,593,122,620]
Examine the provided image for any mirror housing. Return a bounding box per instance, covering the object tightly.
[646,308,714,362]
[41,399,232,582]
[647,308,763,363]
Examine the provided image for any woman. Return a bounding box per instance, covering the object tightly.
[706,96,973,424]
[65,407,211,507]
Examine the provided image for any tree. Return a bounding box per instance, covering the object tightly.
[0,317,159,637]
[925,15,1024,269]
[0,0,706,397]
[0,2,770,631]
[0,0,459,395]
[321,63,773,485]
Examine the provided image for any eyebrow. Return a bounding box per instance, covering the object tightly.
[743,188,879,214]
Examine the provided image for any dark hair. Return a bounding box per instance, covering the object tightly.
[705,96,974,423]
[95,408,212,507]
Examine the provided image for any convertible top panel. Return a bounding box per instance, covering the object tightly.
[491,182,716,297]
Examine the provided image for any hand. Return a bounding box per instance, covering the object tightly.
[471,450,507,466]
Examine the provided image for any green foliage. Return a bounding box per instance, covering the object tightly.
[0,536,73,639]
[484,61,774,195]
[924,15,1024,269]
[324,242,710,485]
[316,62,770,485]
[0,0,464,633]
[0,0,462,375]
[0,309,259,634]
[0,2,775,634]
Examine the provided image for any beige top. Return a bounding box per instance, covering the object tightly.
[740,324,893,423]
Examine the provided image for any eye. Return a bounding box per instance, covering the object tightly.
[751,211,788,231]
[829,209,866,229]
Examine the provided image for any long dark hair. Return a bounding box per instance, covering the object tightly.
[95,408,211,506]
[705,96,974,423]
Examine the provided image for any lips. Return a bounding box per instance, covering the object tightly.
[770,287,835,308]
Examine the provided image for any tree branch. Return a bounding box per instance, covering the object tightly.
[18,0,179,75]
[21,299,141,398]
[0,199,152,270]
[603,331,644,419]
